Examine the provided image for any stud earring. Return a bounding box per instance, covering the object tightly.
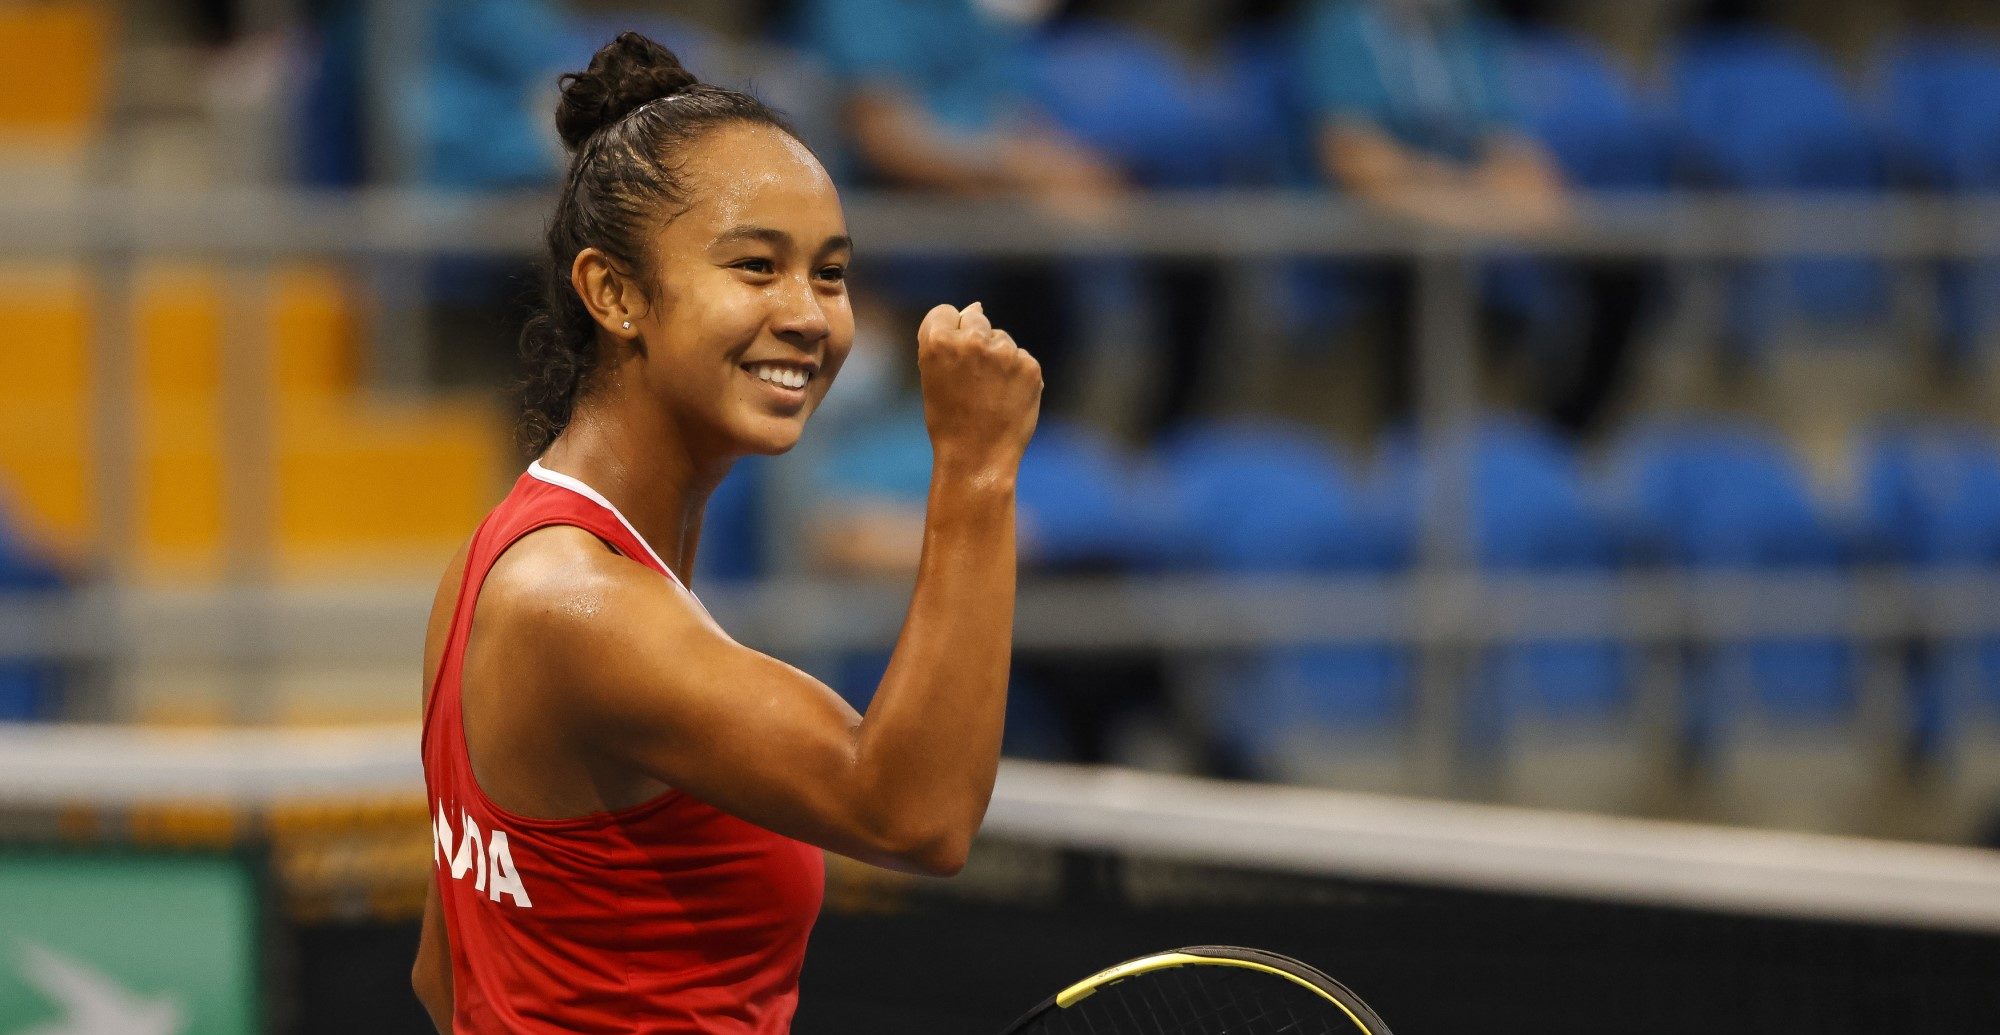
[621,320,631,329]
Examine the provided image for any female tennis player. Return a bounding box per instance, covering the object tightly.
[411,32,1040,1034]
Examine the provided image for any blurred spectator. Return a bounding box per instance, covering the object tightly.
[1298,0,1650,435]
[296,0,367,187]
[405,0,593,392]
[1027,0,1284,433]
[795,0,1111,420]
[416,0,597,190]
[1036,0,1290,189]
[797,0,1118,203]
[398,3,762,391]
[790,297,933,582]
[419,2,810,189]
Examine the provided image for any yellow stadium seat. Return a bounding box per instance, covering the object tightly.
[133,268,225,575]
[0,410,90,551]
[0,265,90,398]
[0,261,506,578]
[136,266,222,397]
[0,1,113,151]
[0,267,91,549]
[277,396,503,571]
[273,265,360,401]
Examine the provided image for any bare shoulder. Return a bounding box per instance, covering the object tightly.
[473,525,713,686]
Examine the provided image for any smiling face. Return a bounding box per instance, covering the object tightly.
[579,121,855,459]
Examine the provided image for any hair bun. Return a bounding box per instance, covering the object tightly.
[555,32,700,151]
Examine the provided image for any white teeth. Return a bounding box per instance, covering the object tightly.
[747,363,811,390]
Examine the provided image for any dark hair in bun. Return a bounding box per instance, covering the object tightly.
[552,32,699,151]
[518,31,797,455]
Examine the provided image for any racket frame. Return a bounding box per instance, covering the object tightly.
[997,943,1393,1035]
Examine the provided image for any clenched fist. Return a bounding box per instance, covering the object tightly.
[916,301,1042,474]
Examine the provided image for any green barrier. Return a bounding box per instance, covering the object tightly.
[0,850,260,1035]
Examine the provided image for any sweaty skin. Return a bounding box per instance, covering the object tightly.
[412,121,1041,1030]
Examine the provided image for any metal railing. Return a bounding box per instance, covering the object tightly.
[4,188,2000,807]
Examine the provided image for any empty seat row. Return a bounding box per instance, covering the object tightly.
[699,414,2000,746]
[993,416,2000,770]
[1510,28,2000,350]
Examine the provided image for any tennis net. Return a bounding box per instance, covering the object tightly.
[2,722,1998,1033]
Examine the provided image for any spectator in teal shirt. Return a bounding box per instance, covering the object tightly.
[1298,0,1650,435]
[802,0,1031,139]
[420,0,589,188]
[797,0,1129,424]
[798,0,1117,195]
[1301,0,1518,165]
[1300,0,1560,233]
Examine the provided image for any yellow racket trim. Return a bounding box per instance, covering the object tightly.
[1053,951,1379,1034]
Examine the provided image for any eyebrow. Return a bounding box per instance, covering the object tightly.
[712,225,853,256]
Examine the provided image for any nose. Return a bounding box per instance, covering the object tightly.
[770,273,829,349]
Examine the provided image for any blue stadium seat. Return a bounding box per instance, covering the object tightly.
[1378,419,1628,729]
[1016,420,1142,570]
[693,455,767,584]
[1614,423,1855,728]
[1029,20,1280,190]
[1508,31,1673,192]
[1491,30,1674,338]
[1879,36,2000,357]
[1861,425,2000,736]
[1863,426,2000,568]
[1881,37,2000,189]
[1152,421,1405,573]
[1148,422,1409,766]
[0,496,65,720]
[1225,26,1312,187]
[1671,32,1894,346]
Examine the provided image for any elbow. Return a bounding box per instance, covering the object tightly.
[411,962,444,1015]
[866,815,974,877]
[908,833,970,878]
[845,760,984,876]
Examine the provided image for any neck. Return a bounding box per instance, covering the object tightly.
[537,398,730,587]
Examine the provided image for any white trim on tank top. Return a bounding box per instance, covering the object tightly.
[525,460,684,588]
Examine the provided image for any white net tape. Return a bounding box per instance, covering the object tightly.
[4,721,1999,933]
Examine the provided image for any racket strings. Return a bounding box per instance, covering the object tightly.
[1024,966,1357,1035]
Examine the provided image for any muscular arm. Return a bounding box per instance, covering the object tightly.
[843,451,1019,864]
[496,304,1039,876]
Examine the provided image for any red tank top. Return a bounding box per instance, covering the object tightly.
[421,462,824,1034]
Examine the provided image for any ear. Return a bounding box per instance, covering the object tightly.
[570,247,644,343]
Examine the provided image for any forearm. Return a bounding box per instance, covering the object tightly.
[1347,153,1510,233]
[1324,122,1538,235]
[846,92,1014,194]
[853,461,1018,866]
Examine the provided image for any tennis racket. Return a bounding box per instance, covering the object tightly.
[995,944,1393,1035]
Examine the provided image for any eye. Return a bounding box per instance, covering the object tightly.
[816,264,847,283]
[733,258,775,275]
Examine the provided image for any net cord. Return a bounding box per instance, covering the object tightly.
[4,722,2000,932]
